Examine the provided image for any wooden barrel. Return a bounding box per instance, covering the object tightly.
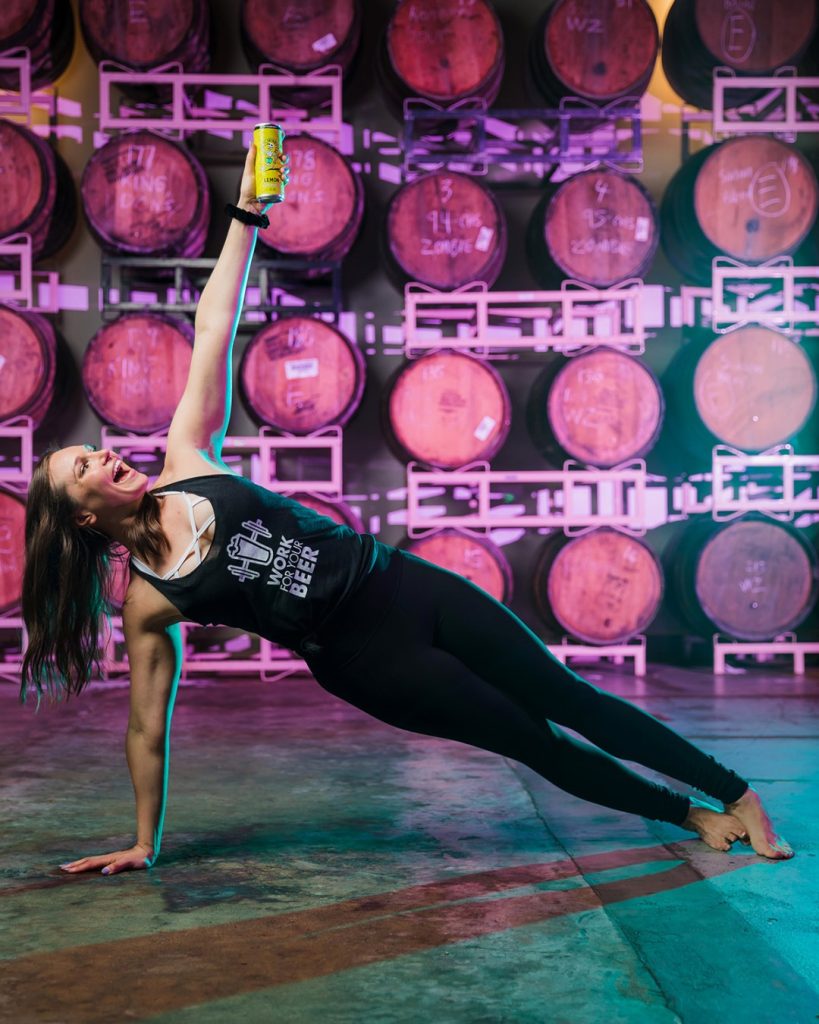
[0,0,75,90]
[662,0,819,111]
[386,351,511,469]
[528,0,659,105]
[673,519,818,641]
[694,327,816,452]
[385,172,507,290]
[81,314,194,434]
[240,0,361,83]
[533,529,663,644]
[0,307,57,428]
[0,490,26,615]
[0,120,77,265]
[664,327,816,456]
[661,138,819,284]
[257,135,364,269]
[529,348,664,468]
[81,132,210,258]
[240,317,365,434]
[291,493,363,532]
[78,0,211,77]
[527,169,659,288]
[408,530,512,603]
[379,0,505,114]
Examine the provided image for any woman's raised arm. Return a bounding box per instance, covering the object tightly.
[165,144,269,467]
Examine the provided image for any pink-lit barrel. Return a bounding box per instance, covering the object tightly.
[534,529,664,644]
[0,0,75,90]
[292,494,363,532]
[661,138,819,284]
[240,317,365,434]
[385,171,507,290]
[81,132,210,257]
[79,0,211,75]
[0,490,27,614]
[81,314,194,434]
[529,0,659,105]
[387,351,511,469]
[408,530,513,602]
[0,307,57,428]
[380,0,505,113]
[257,135,364,269]
[532,348,664,468]
[240,0,361,82]
[662,0,819,110]
[527,169,659,287]
[673,519,818,641]
[0,120,77,264]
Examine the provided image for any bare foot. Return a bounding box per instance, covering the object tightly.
[723,786,794,860]
[681,796,749,852]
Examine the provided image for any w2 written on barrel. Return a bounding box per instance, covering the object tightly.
[528,0,659,106]
[527,348,664,469]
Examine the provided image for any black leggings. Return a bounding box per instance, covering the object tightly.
[306,550,749,827]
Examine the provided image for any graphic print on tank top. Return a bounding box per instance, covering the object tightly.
[128,472,380,651]
[226,517,320,598]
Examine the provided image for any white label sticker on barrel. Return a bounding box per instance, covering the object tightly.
[312,33,338,53]
[284,358,320,380]
[473,415,497,441]
[634,216,650,242]
[475,227,494,253]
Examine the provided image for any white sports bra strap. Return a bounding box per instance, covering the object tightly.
[131,491,215,581]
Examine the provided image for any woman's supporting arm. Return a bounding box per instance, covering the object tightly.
[58,611,182,876]
[124,619,183,864]
[166,144,268,463]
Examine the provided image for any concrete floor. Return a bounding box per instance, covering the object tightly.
[1,662,817,1024]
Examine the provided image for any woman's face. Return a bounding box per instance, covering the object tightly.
[48,444,148,526]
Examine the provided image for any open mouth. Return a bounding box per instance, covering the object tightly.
[112,458,129,483]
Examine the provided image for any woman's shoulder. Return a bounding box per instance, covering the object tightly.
[122,571,183,629]
[152,449,230,491]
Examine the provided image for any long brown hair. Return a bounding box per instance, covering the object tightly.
[21,450,168,705]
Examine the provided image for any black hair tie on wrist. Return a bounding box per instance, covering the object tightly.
[225,203,269,229]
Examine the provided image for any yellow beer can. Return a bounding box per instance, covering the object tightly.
[254,122,286,204]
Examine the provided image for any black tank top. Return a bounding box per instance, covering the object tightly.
[128,473,387,652]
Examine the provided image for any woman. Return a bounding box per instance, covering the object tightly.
[22,145,792,875]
